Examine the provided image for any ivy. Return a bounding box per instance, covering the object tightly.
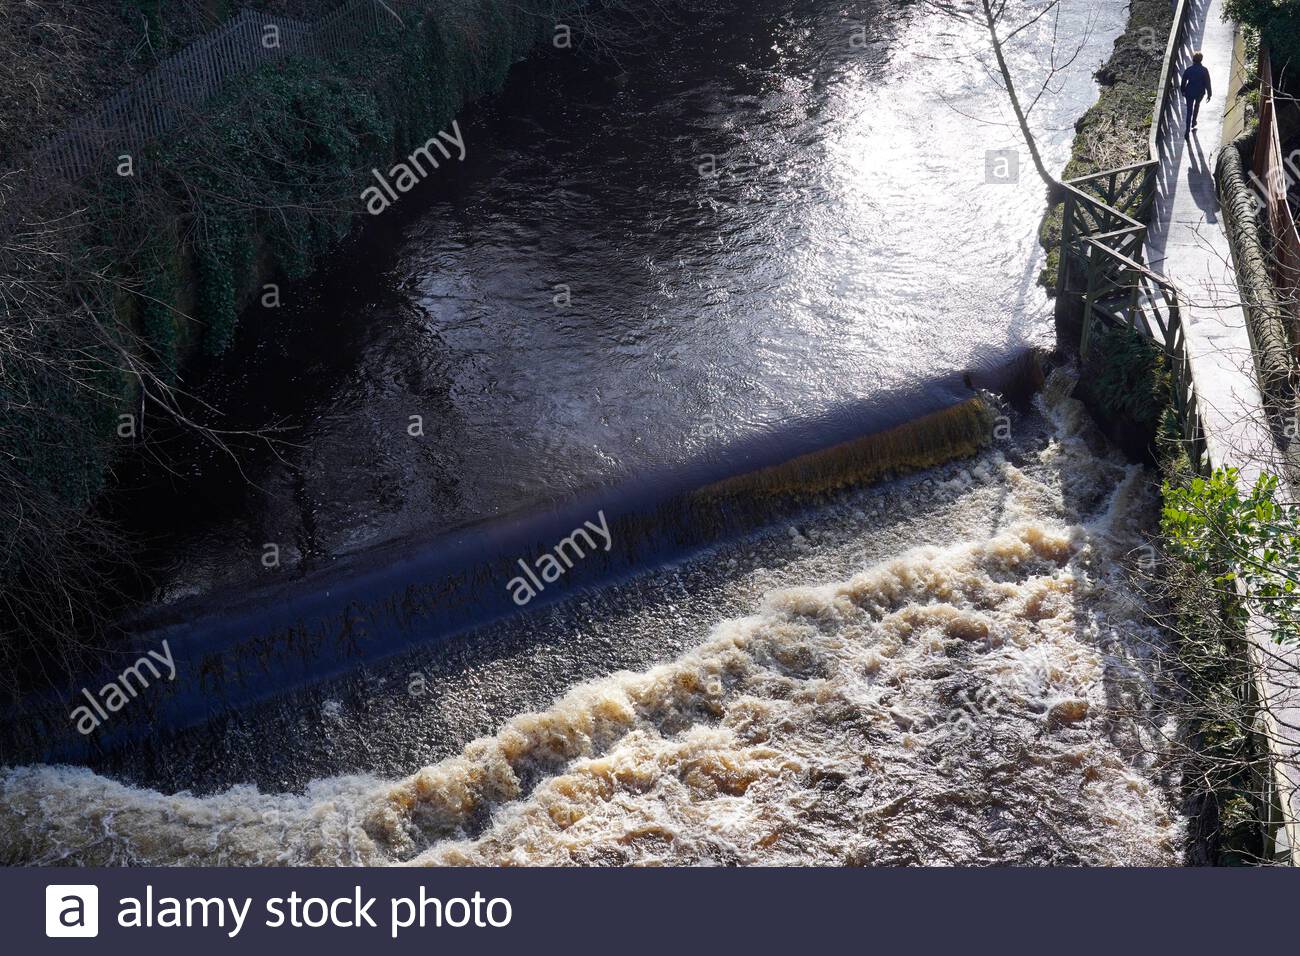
[1225,0,1300,69]
[1088,321,1169,434]
[146,59,390,351]
[91,2,565,358]
[2,0,581,672]
[141,256,181,377]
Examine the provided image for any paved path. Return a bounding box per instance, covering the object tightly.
[1144,0,1276,483]
[1143,0,1300,862]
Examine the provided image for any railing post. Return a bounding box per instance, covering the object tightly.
[1058,190,1075,296]
[1141,162,1156,224]
[1128,267,1141,332]
[1081,245,1100,358]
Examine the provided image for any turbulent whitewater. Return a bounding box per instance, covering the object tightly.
[0,376,1184,865]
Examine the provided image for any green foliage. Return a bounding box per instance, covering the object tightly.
[1159,463,1273,862]
[1163,468,1300,643]
[95,1,564,358]
[1225,0,1300,69]
[141,0,559,356]
[1087,321,1169,435]
[152,59,389,351]
[1,349,118,508]
[142,264,180,376]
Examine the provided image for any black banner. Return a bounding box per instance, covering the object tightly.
[7,867,1297,953]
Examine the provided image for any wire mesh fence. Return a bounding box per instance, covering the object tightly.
[6,0,430,213]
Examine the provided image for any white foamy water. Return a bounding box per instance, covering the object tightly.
[0,375,1184,866]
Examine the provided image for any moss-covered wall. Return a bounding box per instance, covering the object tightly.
[113,3,563,365]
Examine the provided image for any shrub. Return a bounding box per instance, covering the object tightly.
[1225,0,1300,69]
[1087,320,1169,437]
[1162,467,1300,643]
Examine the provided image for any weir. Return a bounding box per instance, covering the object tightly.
[0,0,1189,866]
[0,367,1187,865]
[0,356,1041,765]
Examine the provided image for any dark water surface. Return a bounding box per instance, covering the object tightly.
[119,0,1111,605]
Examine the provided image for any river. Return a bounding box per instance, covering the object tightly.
[0,0,1186,865]
[118,0,1082,600]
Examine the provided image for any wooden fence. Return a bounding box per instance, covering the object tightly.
[9,0,432,209]
[1251,48,1300,336]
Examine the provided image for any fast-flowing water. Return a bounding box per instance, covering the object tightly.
[1,0,1189,864]
[0,376,1183,864]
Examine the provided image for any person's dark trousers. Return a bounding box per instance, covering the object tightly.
[1184,94,1202,136]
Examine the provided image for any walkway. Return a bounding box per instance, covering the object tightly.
[1144,0,1300,862]
[1144,0,1276,482]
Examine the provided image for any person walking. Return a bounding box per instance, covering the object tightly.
[1181,51,1212,139]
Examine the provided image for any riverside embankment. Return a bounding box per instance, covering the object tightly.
[1045,0,1294,862]
[0,0,571,674]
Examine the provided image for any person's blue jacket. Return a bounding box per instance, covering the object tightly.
[1181,62,1211,99]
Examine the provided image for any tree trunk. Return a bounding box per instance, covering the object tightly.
[980,0,1063,201]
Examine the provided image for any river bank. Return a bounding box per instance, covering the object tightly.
[1040,0,1274,863]
[0,0,571,688]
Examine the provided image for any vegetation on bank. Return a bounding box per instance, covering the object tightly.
[1165,469,1300,644]
[1156,442,1272,864]
[1041,0,1287,861]
[1037,0,1172,291]
[0,1,349,163]
[0,0,568,691]
[1227,0,1300,67]
[1073,323,1269,863]
[1078,321,1168,456]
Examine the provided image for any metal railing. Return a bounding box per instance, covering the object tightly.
[1055,0,1206,472]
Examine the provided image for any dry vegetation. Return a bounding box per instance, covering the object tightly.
[0,1,193,161]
